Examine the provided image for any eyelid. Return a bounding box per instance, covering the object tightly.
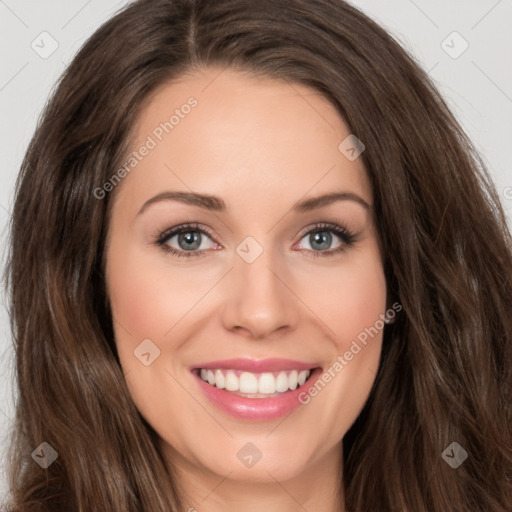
[155,222,217,246]
[293,221,357,254]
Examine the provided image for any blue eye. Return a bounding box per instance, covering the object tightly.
[295,223,357,258]
[155,223,218,258]
[154,222,357,259]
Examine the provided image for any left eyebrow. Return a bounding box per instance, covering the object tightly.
[293,192,372,213]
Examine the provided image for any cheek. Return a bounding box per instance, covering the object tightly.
[291,249,386,430]
[106,244,218,342]
[298,251,387,347]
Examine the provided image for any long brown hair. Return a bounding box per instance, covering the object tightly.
[4,0,512,510]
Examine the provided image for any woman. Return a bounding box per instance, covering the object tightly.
[4,0,512,510]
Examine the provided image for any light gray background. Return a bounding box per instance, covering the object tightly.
[1,0,511,499]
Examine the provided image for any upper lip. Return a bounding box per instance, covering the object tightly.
[191,358,320,373]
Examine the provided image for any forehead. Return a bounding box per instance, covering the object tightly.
[115,67,372,214]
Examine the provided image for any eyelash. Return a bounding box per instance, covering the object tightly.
[153,221,358,259]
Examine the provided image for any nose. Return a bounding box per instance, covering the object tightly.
[220,245,300,340]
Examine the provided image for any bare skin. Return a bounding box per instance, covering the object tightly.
[105,66,387,511]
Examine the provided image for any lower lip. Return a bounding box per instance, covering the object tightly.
[193,368,323,421]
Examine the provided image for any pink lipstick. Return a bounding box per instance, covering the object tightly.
[190,358,322,420]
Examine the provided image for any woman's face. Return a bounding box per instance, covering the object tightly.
[105,67,387,490]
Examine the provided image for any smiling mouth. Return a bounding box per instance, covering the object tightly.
[193,368,315,398]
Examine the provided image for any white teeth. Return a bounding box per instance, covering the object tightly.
[258,373,276,394]
[239,372,258,393]
[288,370,298,390]
[225,371,239,391]
[214,369,225,389]
[275,372,289,392]
[198,368,312,395]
